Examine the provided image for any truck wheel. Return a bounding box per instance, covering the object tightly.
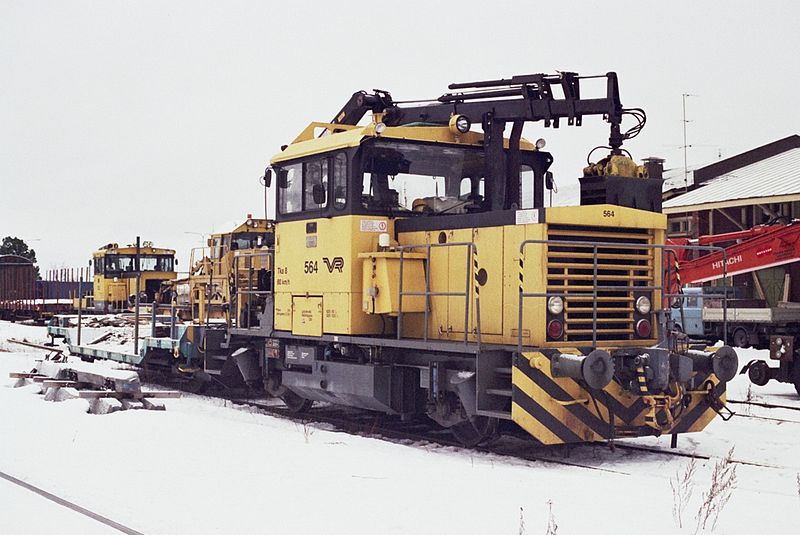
[732,327,749,348]
[747,360,770,386]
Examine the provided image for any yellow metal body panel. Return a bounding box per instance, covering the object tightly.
[292,296,323,336]
[393,205,664,347]
[359,252,426,315]
[274,216,392,335]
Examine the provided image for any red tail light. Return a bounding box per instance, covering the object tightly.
[547,319,564,340]
[636,319,652,338]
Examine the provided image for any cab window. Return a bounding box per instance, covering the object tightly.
[278,163,303,214]
[304,159,328,210]
[333,153,347,209]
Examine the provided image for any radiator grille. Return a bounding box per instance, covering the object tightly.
[547,225,653,342]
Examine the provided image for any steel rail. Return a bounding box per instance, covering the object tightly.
[0,470,145,535]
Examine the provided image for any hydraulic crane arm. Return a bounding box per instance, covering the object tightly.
[668,220,800,284]
[383,72,631,152]
[328,90,393,130]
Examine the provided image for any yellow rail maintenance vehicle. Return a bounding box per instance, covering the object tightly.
[178,217,274,326]
[232,71,738,446]
[92,241,177,313]
[147,219,274,384]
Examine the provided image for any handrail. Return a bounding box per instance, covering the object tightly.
[517,238,729,354]
[396,241,481,348]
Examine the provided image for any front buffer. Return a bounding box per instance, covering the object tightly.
[511,346,738,444]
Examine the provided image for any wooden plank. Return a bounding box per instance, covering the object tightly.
[8,372,46,379]
[32,376,58,383]
[41,380,78,388]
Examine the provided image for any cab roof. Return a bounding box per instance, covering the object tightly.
[209,218,274,239]
[270,122,538,165]
[93,243,175,256]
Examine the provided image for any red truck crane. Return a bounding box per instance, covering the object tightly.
[667,218,800,394]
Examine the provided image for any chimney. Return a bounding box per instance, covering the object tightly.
[642,157,664,180]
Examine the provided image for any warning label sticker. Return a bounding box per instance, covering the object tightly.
[360,219,388,232]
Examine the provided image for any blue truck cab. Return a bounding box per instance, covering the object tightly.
[671,287,705,336]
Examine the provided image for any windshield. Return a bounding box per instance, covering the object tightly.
[104,255,174,274]
[229,232,270,251]
[360,140,487,215]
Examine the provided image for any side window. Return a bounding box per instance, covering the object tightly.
[304,159,328,210]
[278,163,303,214]
[333,153,347,209]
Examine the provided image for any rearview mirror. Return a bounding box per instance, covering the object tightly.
[262,168,272,187]
[545,171,555,191]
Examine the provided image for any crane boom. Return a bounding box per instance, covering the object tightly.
[669,220,800,284]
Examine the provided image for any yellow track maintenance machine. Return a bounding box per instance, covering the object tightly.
[91,241,177,313]
[175,217,274,326]
[188,71,739,446]
[134,218,275,385]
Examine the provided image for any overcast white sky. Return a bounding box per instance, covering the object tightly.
[2,1,798,273]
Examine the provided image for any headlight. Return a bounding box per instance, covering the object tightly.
[374,122,387,135]
[635,295,651,314]
[547,296,564,315]
[449,114,471,134]
[535,138,546,149]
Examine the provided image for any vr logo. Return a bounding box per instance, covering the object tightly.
[323,256,345,273]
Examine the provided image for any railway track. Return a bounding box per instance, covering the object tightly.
[134,365,794,473]
[226,397,635,475]
[0,470,144,535]
[18,348,795,474]
[727,398,800,412]
[225,396,787,473]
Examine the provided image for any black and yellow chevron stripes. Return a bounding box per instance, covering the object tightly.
[511,350,725,444]
[473,247,480,297]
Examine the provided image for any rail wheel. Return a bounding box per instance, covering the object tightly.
[450,416,498,447]
[281,390,313,413]
[732,327,749,349]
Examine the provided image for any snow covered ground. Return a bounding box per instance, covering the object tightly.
[1,320,799,534]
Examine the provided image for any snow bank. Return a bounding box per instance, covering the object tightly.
[1,322,799,534]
